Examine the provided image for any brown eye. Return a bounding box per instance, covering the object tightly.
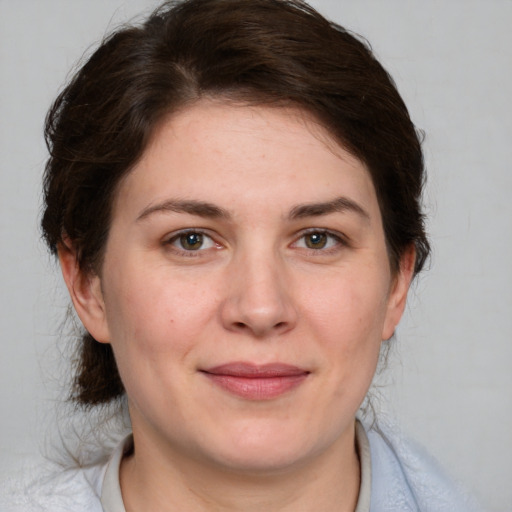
[293,230,344,252]
[305,232,328,249]
[179,232,204,250]
[166,230,218,255]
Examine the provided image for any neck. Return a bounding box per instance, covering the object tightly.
[120,422,361,512]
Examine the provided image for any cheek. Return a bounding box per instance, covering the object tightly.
[101,268,220,416]
[303,269,390,348]
[297,272,388,433]
[103,263,219,360]
[301,267,390,399]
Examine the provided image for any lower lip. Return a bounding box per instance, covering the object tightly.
[203,373,308,400]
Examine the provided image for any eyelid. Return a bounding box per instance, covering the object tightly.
[163,228,223,256]
[292,228,349,251]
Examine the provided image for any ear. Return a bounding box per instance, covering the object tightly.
[58,242,111,344]
[381,244,416,341]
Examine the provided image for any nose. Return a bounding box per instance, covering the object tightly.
[220,250,298,338]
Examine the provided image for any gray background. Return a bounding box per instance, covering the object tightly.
[1,1,510,510]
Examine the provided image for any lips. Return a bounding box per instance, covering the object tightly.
[201,362,310,400]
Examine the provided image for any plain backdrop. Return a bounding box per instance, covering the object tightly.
[0,1,510,510]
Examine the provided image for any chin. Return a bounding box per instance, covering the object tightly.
[211,447,309,475]
[199,421,322,474]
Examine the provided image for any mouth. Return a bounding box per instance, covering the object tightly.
[200,362,310,400]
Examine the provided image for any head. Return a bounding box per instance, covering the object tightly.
[42,0,429,413]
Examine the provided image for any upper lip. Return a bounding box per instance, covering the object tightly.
[202,362,310,378]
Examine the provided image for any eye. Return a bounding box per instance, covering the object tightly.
[167,231,217,252]
[294,230,344,251]
[304,232,329,249]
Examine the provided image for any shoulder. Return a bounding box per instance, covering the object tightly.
[364,419,483,512]
[0,459,106,512]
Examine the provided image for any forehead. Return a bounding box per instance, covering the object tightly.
[114,101,379,221]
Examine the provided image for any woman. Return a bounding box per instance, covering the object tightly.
[1,0,482,510]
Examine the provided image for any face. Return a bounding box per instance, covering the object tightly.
[65,101,413,473]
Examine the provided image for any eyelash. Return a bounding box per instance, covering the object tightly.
[293,229,348,254]
[164,229,219,257]
[163,228,348,257]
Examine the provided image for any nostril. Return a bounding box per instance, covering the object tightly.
[232,320,288,332]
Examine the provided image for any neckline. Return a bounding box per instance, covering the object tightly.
[101,420,372,512]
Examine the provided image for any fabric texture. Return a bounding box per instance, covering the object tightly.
[366,421,482,512]
[0,420,483,512]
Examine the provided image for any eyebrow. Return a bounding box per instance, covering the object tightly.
[288,196,370,222]
[136,196,369,223]
[136,199,231,222]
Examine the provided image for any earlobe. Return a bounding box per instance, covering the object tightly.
[381,245,416,341]
[58,243,111,344]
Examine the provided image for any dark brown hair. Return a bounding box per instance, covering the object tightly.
[42,0,430,406]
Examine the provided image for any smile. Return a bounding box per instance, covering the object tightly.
[201,362,310,400]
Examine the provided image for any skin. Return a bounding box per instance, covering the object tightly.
[60,101,415,511]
